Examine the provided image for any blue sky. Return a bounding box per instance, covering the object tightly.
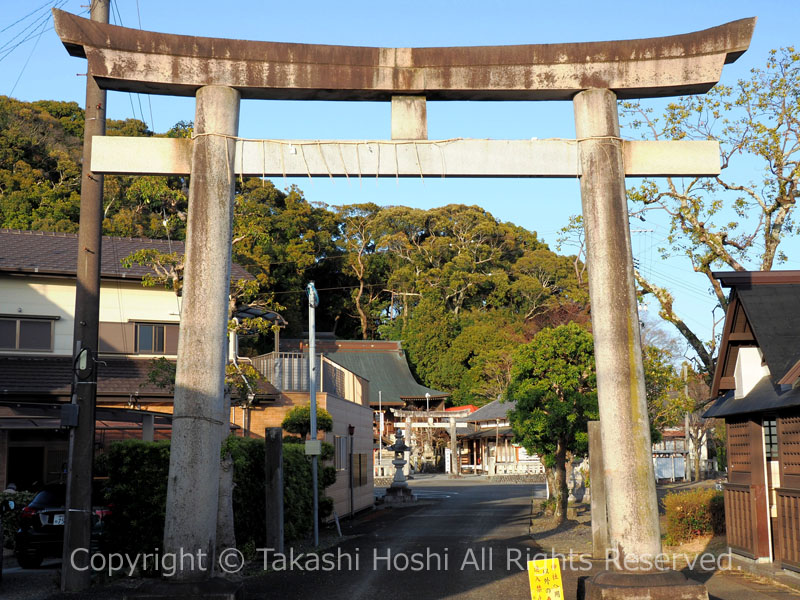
[2,0,798,359]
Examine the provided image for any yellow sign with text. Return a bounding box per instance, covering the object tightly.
[528,558,563,600]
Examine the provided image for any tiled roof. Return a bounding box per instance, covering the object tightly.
[0,356,172,398]
[704,376,800,418]
[278,338,449,405]
[456,399,516,423]
[0,229,252,281]
[0,355,280,401]
[735,283,800,384]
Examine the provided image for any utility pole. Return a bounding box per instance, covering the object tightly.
[307,282,319,547]
[61,0,108,592]
[378,390,382,467]
[449,416,459,477]
[682,363,692,482]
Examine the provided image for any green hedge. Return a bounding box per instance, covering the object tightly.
[225,437,267,550]
[663,488,725,545]
[282,442,336,541]
[101,436,336,563]
[103,440,170,570]
[1,491,36,550]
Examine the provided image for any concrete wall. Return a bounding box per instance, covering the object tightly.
[322,394,374,516]
[1,276,181,357]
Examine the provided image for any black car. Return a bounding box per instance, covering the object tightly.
[14,484,109,569]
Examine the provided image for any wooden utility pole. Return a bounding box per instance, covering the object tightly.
[61,0,108,591]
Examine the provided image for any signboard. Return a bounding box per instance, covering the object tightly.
[528,558,563,600]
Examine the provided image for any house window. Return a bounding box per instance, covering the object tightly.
[136,324,165,354]
[764,418,778,460]
[334,436,347,471]
[0,317,54,351]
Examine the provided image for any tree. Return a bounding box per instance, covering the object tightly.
[622,47,800,374]
[334,203,391,339]
[678,366,716,481]
[281,405,333,440]
[506,323,598,525]
[231,180,340,338]
[642,344,682,444]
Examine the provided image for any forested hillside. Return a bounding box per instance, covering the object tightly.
[0,96,589,406]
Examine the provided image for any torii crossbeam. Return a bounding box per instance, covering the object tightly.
[54,9,754,597]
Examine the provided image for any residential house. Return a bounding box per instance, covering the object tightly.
[704,270,800,573]
[0,229,376,519]
[0,229,260,491]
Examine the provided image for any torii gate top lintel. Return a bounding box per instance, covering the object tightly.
[53,9,754,101]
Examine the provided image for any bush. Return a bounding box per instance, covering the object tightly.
[281,405,333,440]
[102,436,337,560]
[663,488,725,545]
[1,491,36,550]
[282,441,335,541]
[104,440,170,572]
[225,437,267,550]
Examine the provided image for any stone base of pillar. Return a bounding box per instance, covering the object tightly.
[583,570,707,600]
[123,578,243,600]
[383,487,417,504]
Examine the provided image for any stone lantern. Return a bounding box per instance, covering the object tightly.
[384,429,416,504]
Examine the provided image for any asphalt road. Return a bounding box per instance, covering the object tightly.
[1,556,65,600]
[3,478,798,599]
[244,477,550,600]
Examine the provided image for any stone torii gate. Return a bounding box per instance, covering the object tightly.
[54,9,753,596]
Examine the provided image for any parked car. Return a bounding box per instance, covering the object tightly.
[1,498,16,582]
[14,484,109,569]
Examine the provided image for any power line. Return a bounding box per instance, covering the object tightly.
[272,282,389,296]
[2,0,67,94]
[0,6,54,61]
[0,1,53,35]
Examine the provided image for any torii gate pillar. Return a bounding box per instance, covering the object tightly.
[575,88,661,558]
[162,85,240,582]
[576,88,704,598]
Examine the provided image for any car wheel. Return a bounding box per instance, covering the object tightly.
[16,552,43,569]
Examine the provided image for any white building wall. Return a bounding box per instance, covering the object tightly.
[1,276,181,356]
[98,279,181,325]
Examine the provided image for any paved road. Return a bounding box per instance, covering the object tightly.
[3,478,798,599]
[1,556,64,600]
[245,478,552,600]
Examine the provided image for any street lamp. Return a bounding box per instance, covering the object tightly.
[425,392,430,412]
